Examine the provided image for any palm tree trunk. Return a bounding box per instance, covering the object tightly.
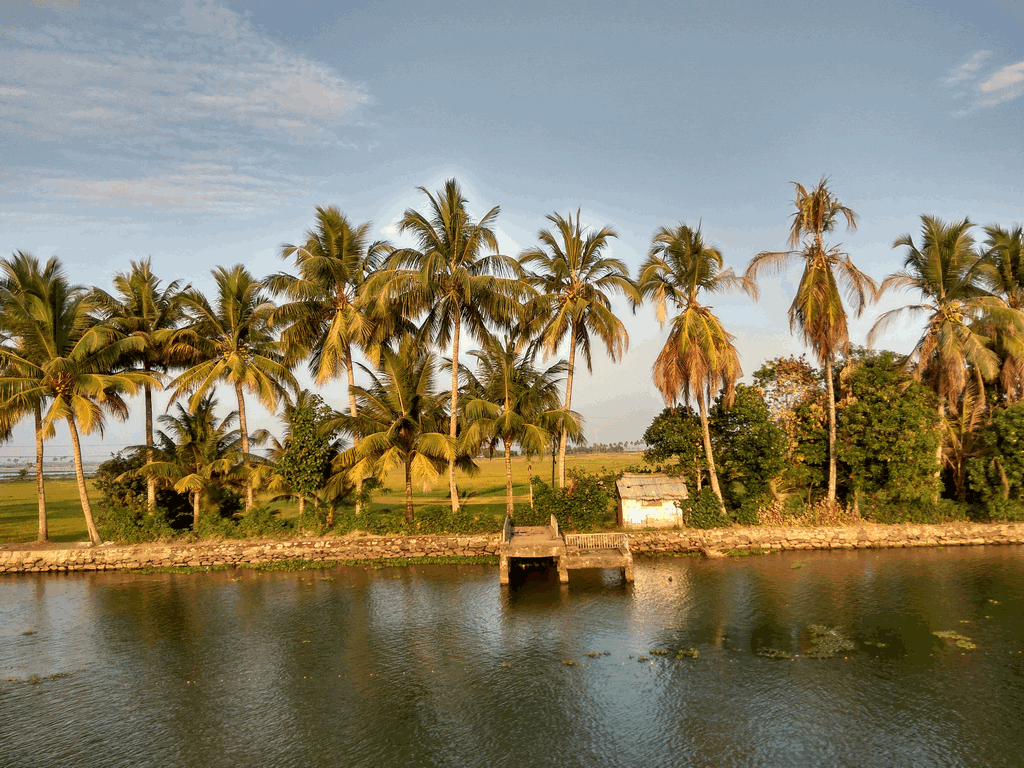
[404,457,415,522]
[144,379,156,512]
[504,438,514,518]
[558,327,577,488]
[448,319,461,513]
[235,382,253,511]
[825,357,838,505]
[34,403,47,543]
[67,417,101,546]
[346,345,363,516]
[935,400,946,504]
[298,495,305,516]
[192,491,200,531]
[697,394,726,515]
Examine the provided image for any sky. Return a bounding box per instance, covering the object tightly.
[1,0,1022,462]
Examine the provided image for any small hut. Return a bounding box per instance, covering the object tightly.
[615,473,689,529]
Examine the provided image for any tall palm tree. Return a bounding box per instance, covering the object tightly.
[168,265,297,511]
[332,338,458,522]
[0,251,62,542]
[461,333,579,516]
[639,224,751,513]
[745,178,876,505]
[0,260,154,546]
[267,206,395,515]
[92,258,191,511]
[380,179,526,513]
[870,216,1016,485]
[520,209,638,488]
[980,224,1024,401]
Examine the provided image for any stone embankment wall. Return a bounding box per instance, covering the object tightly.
[2,522,1023,574]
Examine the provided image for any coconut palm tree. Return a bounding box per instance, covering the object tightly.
[331,338,458,522]
[870,216,1018,488]
[380,179,526,513]
[168,265,297,511]
[267,206,397,514]
[0,251,62,542]
[745,178,876,505]
[520,209,638,488]
[980,224,1024,401]
[92,258,191,511]
[461,333,579,516]
[639,224,751,513]
[135,394,244,530]
[0,260,155,545]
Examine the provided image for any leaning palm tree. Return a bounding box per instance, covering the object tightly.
[870,216,1016,483]
[745,178,876,505]
[331,338,459,522]
[639,224,751,513]
[461,333,579,516]
[520,209,638,488]
[0,251,63,542]
[378,179,526,513]
[92,258,191,510]
[168,265,297,511]
[980,224,1024,401]
[267,206,396,514]
[0,262,154,546]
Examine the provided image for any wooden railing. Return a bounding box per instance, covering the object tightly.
[564,533,629,551]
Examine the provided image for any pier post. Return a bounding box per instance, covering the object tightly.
[557,556,569,584]
[499,554,510,585]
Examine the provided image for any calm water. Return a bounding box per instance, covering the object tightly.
[2,547,1023,768]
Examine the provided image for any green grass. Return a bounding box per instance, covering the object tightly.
[0,454,645,545]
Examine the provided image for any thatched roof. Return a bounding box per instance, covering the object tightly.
[615,473,688,500]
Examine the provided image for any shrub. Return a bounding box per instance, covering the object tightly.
[95,496,177,544]
[237,506,291,538]
[678,487,728,529]
[94,450,192,530]
[524,470,613,531]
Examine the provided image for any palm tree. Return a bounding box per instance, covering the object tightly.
[0,260,155,545]
[332,338,459,522]
[267,206,395,515]
[745,178,876,505]
[168,265,297,511]
[92,258,191,511]
[870,216,1017,489]
[135,395,244,530]
[461,333,579,516]
[639,224,751,513]
[980,224,1024,401]
[380,178,526,513]
[0,251,62,542]
[520,209,638,488]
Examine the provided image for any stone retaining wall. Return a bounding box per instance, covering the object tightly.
[1,522,1023,574]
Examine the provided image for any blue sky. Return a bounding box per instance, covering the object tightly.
[1,0,1022,461]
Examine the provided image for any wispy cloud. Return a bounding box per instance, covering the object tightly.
[1,0,371,215]
[943,50,1024,113]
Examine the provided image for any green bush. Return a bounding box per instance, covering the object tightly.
[237,506,291,538]
[94,451,192,530]
[95,496,178,544]
[678,487,729,529]
[861,496,970,525]
[524,469,612,531]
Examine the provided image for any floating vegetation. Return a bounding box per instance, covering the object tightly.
[584,651,610,658]
[22,630,36,636]
[5,671,73,685]
[636,656,650,662]
[988,599,1001,605]
[862,640,888,649]
[650,649,671,656]
[675,647,699,659]
[791,563,804,570]
[756,648,794,659]
[338,555,499,568]
[934,630,977,650]
[501,662,512,668]
[805,625,856,658]
[562,659,577,666]
[723,548,771,557]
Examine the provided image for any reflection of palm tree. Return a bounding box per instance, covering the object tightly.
[462,334,579,516]
[521,209,637,488]
[746,178,876,504]
[268,206,394,515]
[640,224,751,512]
[382,179,525,512]
[170,265,297,511]
[93,258,191,510]
[333,339,457,522]
[0,259,154,545]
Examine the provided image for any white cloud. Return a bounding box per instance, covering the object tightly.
[976,61,1024,108]
[942,50,990,85]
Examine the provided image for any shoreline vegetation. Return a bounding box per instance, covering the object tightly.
[4,179,1024,549]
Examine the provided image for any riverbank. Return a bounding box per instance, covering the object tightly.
[2,521,1023,573]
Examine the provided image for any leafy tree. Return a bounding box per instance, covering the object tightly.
[968,403,1024,519]
[521,209,637,488]
[751,355,822,454]
[639,223,749,513]
[746,178,876,505]
[708,384,787,508]
[381,179,526,513]
[169,265,297,511]
[276,392,334,520]
[641,406,706,489]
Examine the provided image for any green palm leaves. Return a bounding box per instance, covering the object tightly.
[521,209,637,488]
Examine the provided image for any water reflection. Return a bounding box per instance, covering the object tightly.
[1,547,1023,767]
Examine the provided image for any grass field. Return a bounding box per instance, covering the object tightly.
[0,453,646,545]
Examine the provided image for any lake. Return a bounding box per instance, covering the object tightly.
[2,546,1022,767]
